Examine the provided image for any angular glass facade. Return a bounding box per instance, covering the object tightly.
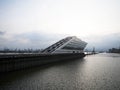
[62,37,87,50]
[42,36,87,54]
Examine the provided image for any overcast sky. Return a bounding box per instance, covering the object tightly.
[0,0,120,50]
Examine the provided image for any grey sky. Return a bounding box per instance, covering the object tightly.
[0,0,120,50]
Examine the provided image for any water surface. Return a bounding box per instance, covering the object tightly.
[0,53,120,90]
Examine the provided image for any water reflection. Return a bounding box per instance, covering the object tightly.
[0,53,120,90]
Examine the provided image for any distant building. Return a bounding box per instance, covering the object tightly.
[109,48,120,53]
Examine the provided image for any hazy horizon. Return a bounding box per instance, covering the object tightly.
[0,0,120,51]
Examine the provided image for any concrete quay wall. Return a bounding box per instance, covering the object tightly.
[0,53,85,72]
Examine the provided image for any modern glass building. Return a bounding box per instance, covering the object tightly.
[42,36,87,54]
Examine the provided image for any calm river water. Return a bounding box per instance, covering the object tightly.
[0,53,120,90]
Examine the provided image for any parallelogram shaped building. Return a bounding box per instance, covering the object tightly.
[42,36,87,54]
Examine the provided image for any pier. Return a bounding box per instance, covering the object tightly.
[0,53,85,72]
[0,36,87,72]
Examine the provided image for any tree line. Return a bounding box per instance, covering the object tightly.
[0,48,43,53]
